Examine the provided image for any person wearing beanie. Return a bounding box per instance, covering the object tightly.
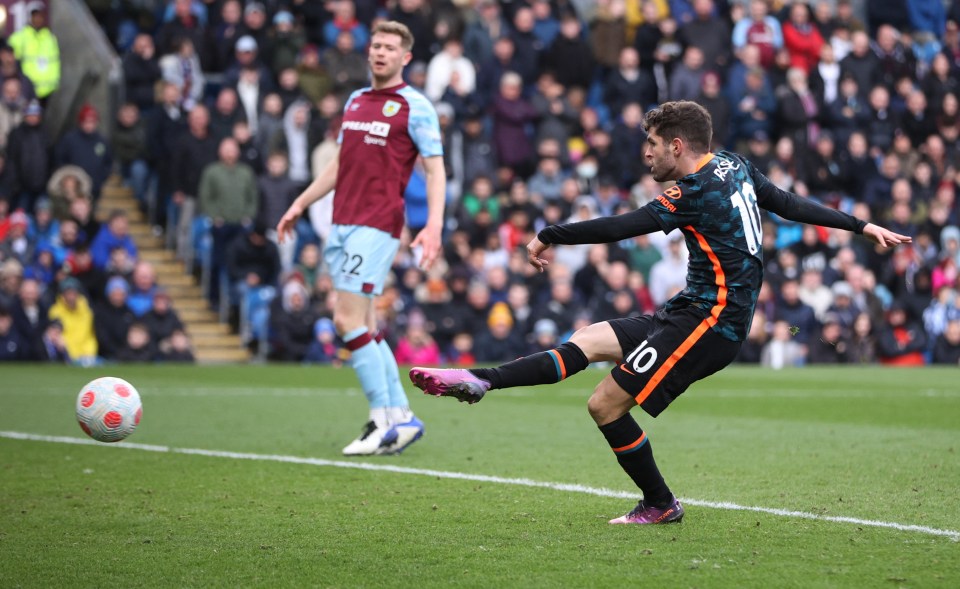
[472,301,524,362]
[94,276,135,360]
[54,104,113,199]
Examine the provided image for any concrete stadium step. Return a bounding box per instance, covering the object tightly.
[160,283,203,298]
[151,260,185,275]
[153,273,194,287]
[191,332,243,348]
[187,322,231,336]
[139,249,178,264]
[195,347,251,364]
[177,307,220,323]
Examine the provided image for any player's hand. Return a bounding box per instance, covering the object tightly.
[862,223,912,248]
[526,236,551,272]
[410,223,442,270]
[276,204,303,244]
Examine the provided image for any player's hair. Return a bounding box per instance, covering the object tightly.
[643,101,713,154]
[372,21,415,51]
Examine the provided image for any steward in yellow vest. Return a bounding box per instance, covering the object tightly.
[7,7,60,99]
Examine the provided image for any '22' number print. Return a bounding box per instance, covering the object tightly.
[341,252,363,275]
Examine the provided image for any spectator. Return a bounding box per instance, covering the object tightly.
[648,235,687,306]
[273,101,312,186]
[761,319,807,368]
[668,45,707,102]
[782,2,825,75]
[304,317,342,365]
[473,301,525,362]
[226,222,280,311]
[395,315,441,366]
[0,210,31,265]
[774,277,819,345]
[589,0,627,70]
[143,290,184,345]
[509,5,544,87]
[159,37,206,111]
[122,34,161,112]
[295,45,332,104]
[848,312,877,364]
[257,152,300,270]
[55,105,113,201]
[90,210,137,271]
[730,67,776,146]
[605,47,658,114]
[155,0,209,69]
[264,10,305,74]
[159,328,195,363]
[198,136,257,303]
[732,0,784,68]
[171,105,218,259]
[872,25,916,89]
[94,276,135,360]
[145,82,187,229]
[36,318,68,363]
[112,103,151,212]
[323,0,370,52]
[0,303,27,360]
[737,308,769,364]
[492,72,538,178]
[126,261,158,318]
[47,277,96,363]
[678,0,731,70]
[209,87,246,142]
[269,278,316,362]
[10,276,46,359]
[115,322,157,362]
[463,0,507,66]
[877,303,928,365]
[5,100,48,212]
[389,0,433,65]
[425,38,475,103]
[323,30,369,96]
[210,0,244,72]
[807,313,850,363]
[933,318,960,364]
[696,72,731,149]
[541,12,595,92]
[7,4,59,102]
[0,78,27,151]
[223,35,274,96]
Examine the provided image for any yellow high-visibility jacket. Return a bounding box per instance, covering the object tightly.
[8,25,60,98]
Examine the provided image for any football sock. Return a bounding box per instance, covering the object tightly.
[598,414,673,508]
[344,327,389,415]
[469,342,589,390]
[374,331,412,422]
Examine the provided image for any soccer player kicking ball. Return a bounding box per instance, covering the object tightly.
[411,101,910,523]
[278,22,446,456]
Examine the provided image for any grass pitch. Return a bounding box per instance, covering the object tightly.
[1,364,958,588]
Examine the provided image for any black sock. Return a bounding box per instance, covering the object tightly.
[469,342,589,390]
[598,413,672,507]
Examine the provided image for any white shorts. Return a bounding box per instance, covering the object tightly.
[323,224,400,296]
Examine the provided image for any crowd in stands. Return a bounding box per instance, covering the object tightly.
[4,0,960,369]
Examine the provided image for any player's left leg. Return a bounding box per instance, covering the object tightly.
[371,301,424,455]
[588,377,684,525]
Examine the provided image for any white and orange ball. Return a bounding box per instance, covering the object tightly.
[76,377,142,442]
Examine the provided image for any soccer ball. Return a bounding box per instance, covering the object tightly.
[76,377,142,443]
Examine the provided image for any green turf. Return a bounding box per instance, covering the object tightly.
[1,364,958,588]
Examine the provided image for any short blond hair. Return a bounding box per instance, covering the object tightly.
[372,21,414,51]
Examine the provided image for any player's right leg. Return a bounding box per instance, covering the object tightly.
[410,321,624,402]
[324,225,394,456]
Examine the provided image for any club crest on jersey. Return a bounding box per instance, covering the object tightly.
[382,100,401,117]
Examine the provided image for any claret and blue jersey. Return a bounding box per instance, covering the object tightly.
[335,83,443,238]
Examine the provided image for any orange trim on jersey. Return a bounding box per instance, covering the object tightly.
[547,349,567,379]
[612,432,647,454]
[634,226,727,406]
[695,152,715,172]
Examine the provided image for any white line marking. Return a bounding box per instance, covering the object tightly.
[2,430,957,541]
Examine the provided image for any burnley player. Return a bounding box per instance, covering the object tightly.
[410,101,910,523]
[277,22,445,456]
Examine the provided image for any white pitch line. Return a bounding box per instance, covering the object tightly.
[2,430,957,541]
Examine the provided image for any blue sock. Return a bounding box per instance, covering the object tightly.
[375,332,411,420]
[344,327,389,414]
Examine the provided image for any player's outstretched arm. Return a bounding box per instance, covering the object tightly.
[409,155,446,270]
[277,147,340,243]
[527,208,661,271]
